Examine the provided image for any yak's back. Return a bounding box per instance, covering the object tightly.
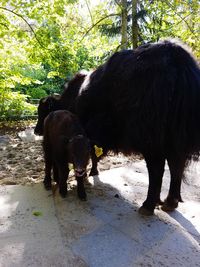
[78,41,200,114]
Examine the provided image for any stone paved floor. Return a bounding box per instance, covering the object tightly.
[0,161,200,267]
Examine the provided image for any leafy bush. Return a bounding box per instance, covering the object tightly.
[0,90,37,119]
[15,72,65,99]
[26,87,47,99]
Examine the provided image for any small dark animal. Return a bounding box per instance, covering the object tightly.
[34,72,87,136]
[43,110,90,200]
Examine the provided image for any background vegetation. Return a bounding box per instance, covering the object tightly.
[0,0,199,119]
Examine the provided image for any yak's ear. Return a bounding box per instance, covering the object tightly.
[46,96,56,109]
[52,93,60,99]
[41,97,48,103]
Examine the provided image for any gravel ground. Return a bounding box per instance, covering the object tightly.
[0,126,140,186]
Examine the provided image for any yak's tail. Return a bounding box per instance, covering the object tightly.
[168,42,200,161]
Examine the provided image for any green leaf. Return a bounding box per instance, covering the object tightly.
[32,211,43,217]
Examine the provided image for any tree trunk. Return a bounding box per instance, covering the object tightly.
[121,0,128,49]
[132,0,138,49]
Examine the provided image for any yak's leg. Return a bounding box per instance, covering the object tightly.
[76,174,87,201]
[162,156,185,212]
[58,163,69,198]
[43,154,52,190]
[53,163,59,184]
[139,155,165,216]
[89,148,99,176]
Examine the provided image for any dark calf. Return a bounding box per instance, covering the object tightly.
[34,94,61,136]
[43,110,90,200]
[34,90,98,177]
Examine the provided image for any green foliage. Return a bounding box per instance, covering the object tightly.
[139,0,200,57]
[0,89,36,119]
[15,65,65,98]
[95,0,200,58]
[0,0,199,120]
[26,87,47,99]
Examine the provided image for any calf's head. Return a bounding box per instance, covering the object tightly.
[68,135,90,177]
[34,95,60,136]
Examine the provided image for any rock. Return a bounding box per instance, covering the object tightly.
[7,153,15,159]
[18,128,43,142]
[0,135,10,147]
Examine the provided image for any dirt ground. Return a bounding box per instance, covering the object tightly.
[0,122,139,186]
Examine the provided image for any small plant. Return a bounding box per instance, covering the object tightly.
[0,89,37,119]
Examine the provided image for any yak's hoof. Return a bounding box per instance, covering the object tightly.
[78,192,87,201]
[53,177,59,184]
[59,190,67,198]
[161,198,178,212]
[43,182,52,191]
[138,206,154,216]
[89,169,99,176]
[161,203,176,212]
[156,199,164,206]
[79,195,87,201]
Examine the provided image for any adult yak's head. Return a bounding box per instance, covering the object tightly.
[34,94,61,136]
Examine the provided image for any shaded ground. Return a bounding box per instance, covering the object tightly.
[0,122,139,186]
[0,164,200,267]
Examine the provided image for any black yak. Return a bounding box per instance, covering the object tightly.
[43,110,90,200]
[36,40,200,215]
[74,40,200,215]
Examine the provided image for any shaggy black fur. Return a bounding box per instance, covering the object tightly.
[73,40,200,215]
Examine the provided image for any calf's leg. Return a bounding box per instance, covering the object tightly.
[43,154,52,190]
[76,174,87,201]
[58,164,69,198]
[89,148,99,176]
[139,155,165,216]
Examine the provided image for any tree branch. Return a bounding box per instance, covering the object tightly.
[114,0,121,8]
[80,13,119,42]
[168,14,191,30]
[0,6,45,48]
[164,0,195,34]
[85,0,94,25]
[0,22,9,29]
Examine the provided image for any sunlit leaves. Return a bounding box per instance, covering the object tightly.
[140,0,200,57]
[0,0,199,119]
